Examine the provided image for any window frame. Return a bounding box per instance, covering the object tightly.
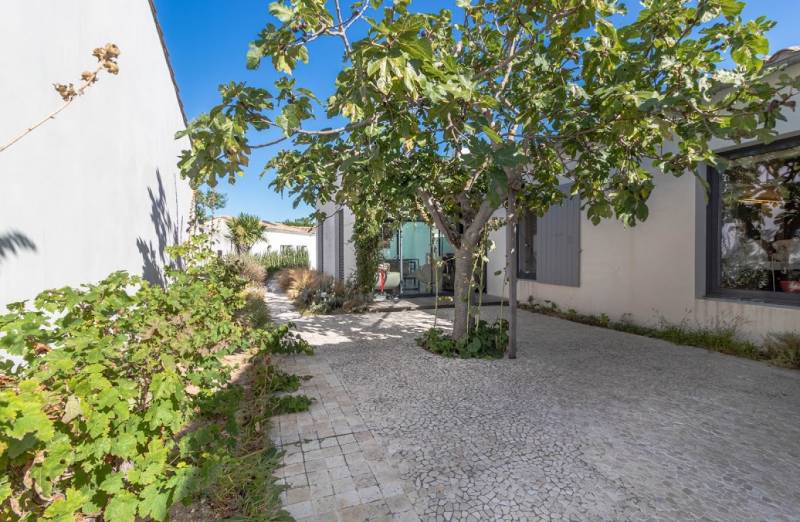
[706,134,800,306]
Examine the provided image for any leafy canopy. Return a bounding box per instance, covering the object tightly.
[178,0,799,238]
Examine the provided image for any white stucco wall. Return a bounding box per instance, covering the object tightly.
[0,0,192,305]
[486,60,800,341]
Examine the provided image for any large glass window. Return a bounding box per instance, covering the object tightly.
[708,136,800,304]
[379,221,456,296]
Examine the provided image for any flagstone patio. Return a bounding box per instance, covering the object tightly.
[268,289,800,522]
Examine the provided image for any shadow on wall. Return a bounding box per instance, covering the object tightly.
[136,170,180,286]
[0,230,37,272]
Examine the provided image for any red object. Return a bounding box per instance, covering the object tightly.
[780,280,800,294]
[378,270,387,293]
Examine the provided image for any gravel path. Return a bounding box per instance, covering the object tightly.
[269,290,800,521]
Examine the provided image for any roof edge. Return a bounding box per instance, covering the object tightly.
[147,0,189,128]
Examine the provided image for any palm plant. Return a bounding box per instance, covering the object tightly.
[225,213,266,255]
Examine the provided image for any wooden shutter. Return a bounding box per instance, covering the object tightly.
[534,190,581,287]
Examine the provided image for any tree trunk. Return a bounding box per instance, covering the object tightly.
[452,242,477,341]
[506,189,518,359]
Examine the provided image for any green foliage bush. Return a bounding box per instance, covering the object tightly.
[232,254,268,286]
[225,213,267,256]
[256,248,309,277]
[237,287,271,330]
[763,333,800,369]
[352,216,385,295]
[418,319,508,359]
[0,236,311,521]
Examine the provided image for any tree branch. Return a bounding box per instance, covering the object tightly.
[418,189,460,247]
[463,198,498,247]
[333,0,353,58]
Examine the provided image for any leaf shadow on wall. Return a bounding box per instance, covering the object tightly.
[136,169,179,287]
[0,230,37,274]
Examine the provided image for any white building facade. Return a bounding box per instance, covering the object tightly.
[210,217,317,268]
[318,49,800,341]
[0,0,192,305]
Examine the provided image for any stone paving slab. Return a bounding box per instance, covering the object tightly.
[268,289,800,521]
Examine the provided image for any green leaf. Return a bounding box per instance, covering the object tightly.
[246,43,263,70]
[99,472,125,495]
[0,477,11,504]
[268,2,293,23]
[720,0,745,17]
[482,125,502,144]
[61,395,80,423]
[138,483,172,521]
[105,491,138,522]
[43,488,86,521]
[367,58,383,77]
[31,436,74,497]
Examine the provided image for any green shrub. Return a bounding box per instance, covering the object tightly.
[417,319,508,359]
[763,333,800,369]
[0,236,311,521]
[256,248,309,277]
[275,268,371,314]
[238,286,271,330]
[232,254,267,286]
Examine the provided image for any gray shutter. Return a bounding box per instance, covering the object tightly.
[336,210,344,281]
[535,190,581,287]
[317,217,324,272]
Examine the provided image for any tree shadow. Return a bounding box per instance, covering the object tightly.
[137,170,180,287]
[0,230,37,272]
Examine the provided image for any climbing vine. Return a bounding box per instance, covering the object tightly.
[352,212,386,295]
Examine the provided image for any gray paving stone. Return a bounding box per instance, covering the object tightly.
[268,287,800,521]
[285,486,311,505]
[358,485,384,504]
[335,489,362,509]
[285,500,312,519]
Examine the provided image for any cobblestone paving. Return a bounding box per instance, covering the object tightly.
[268,290,800,521]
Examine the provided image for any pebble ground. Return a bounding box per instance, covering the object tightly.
[268,290,800,521]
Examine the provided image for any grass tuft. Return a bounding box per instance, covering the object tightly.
[521,299,798,368]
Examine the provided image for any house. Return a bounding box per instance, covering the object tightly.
[318,47,800,340]
[0,0,192,306]
[210,216,317,266]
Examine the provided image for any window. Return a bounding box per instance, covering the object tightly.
[518,212,537,279]
[708,135,800,304]
[280,245,293,254]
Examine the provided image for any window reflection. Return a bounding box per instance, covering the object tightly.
[378,221,457,295]
[719,149,800,294]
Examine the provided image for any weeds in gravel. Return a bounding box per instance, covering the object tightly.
[763,333,800,369]
[188,352,313,521]
[522,299,799,368]
[418,319,508,359]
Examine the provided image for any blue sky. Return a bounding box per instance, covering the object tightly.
[154,0,800,221]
